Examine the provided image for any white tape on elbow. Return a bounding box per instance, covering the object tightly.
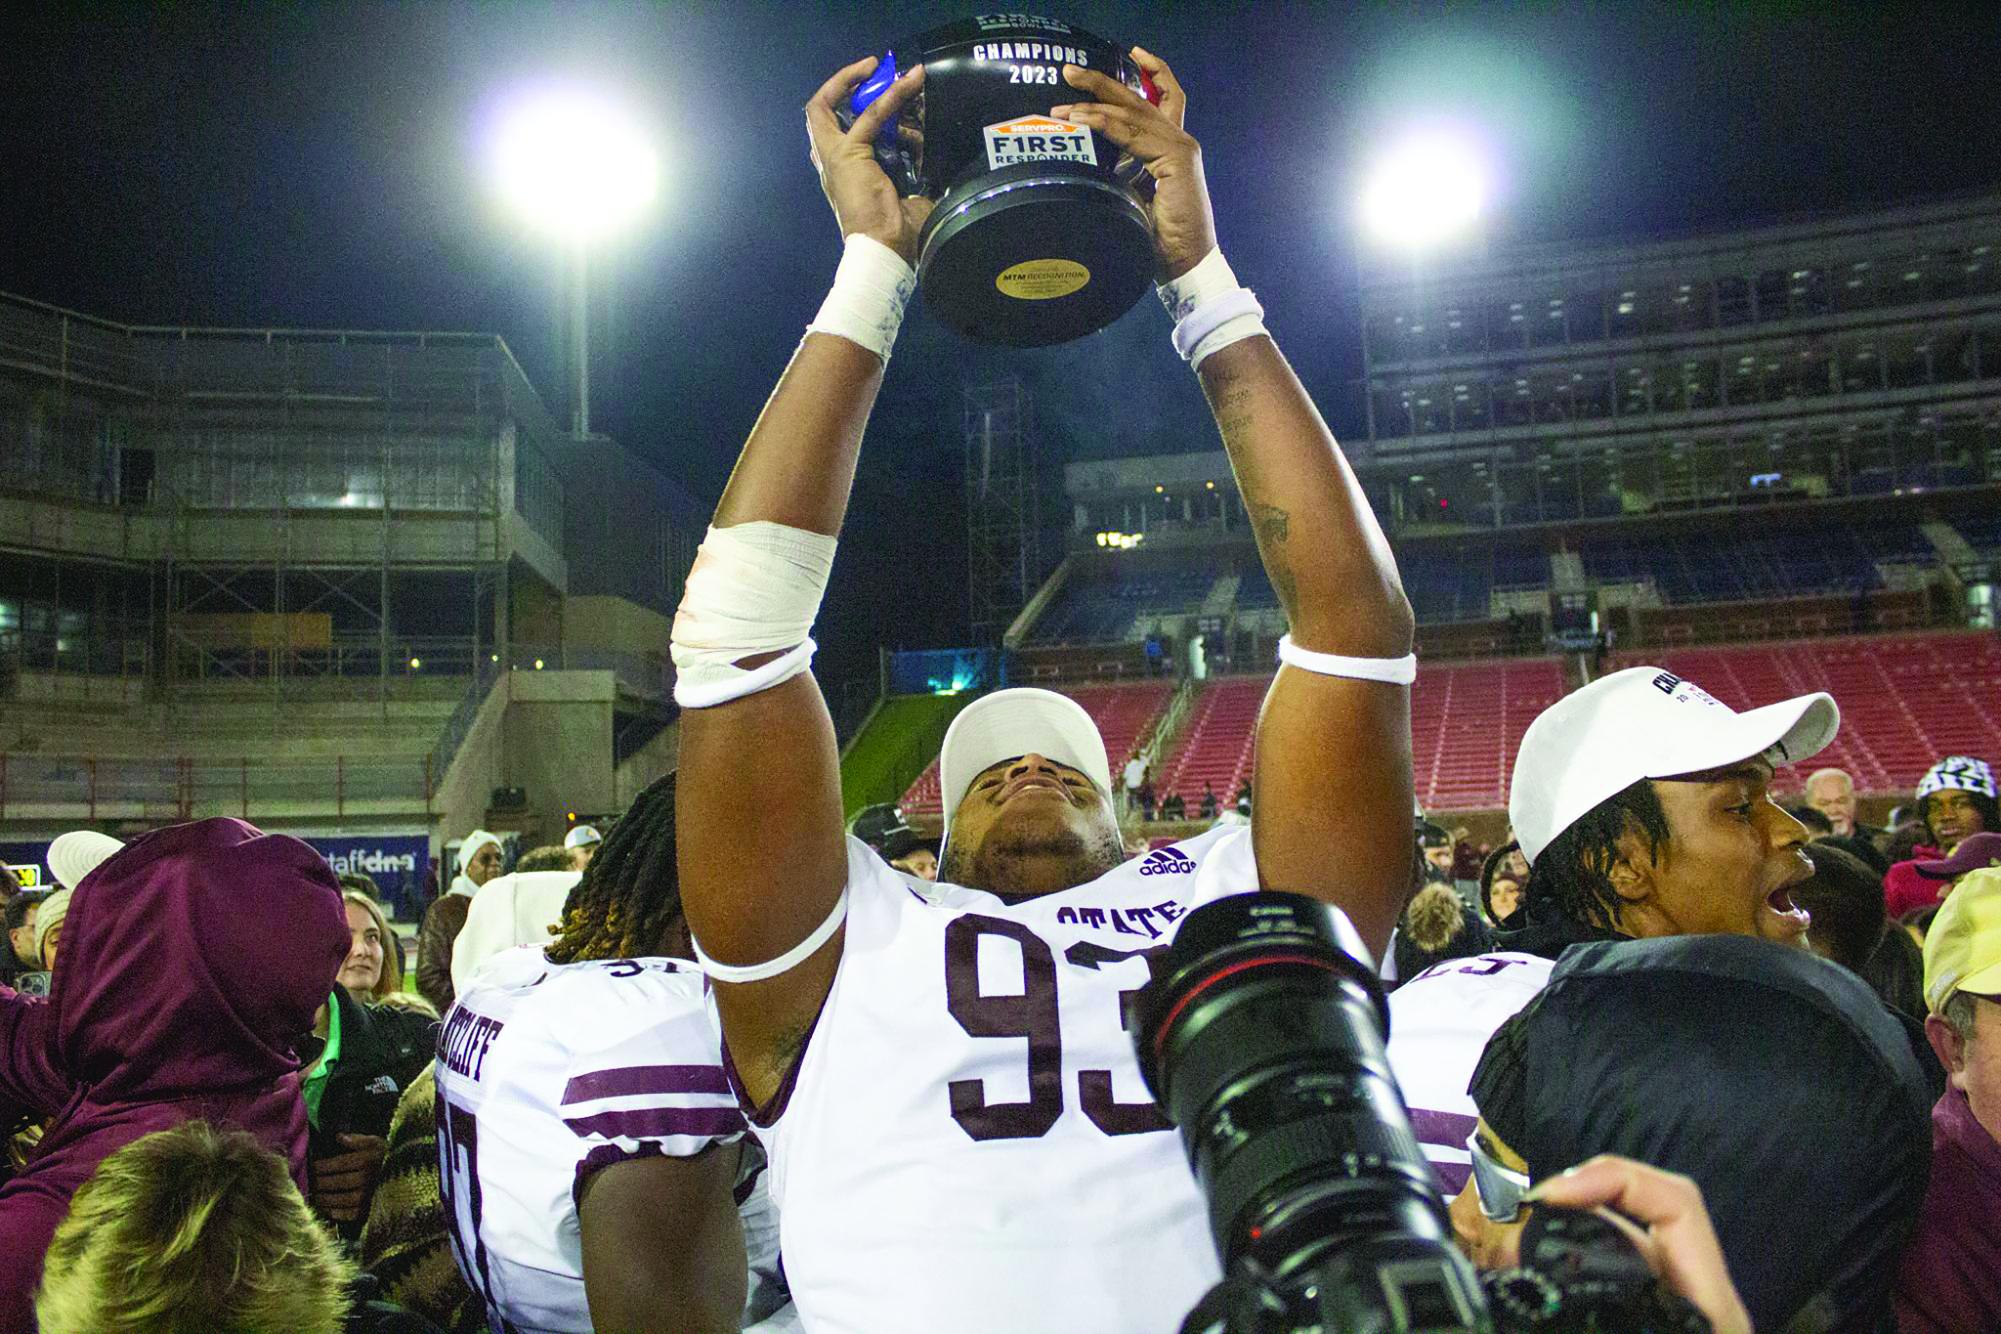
[671,521,838,709]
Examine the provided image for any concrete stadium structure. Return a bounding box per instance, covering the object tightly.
[1357,192,2001,528]
[0,291,701,898]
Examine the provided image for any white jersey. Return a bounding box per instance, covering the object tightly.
[436,948,784,1332]
[743,826,1261,1334]
[1385,952,1553,1195]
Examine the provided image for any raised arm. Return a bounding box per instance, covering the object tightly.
[674,58,930,1103]
[1057,52,1415,957]
[578,1146,748,1333]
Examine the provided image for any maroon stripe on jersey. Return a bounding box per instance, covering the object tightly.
[1433,1160,1471,1195]
[1407,1107,1477,1148]
[1408,1107,1478,1198]
[563,1105,745,1141]
[561,1064,731,1105]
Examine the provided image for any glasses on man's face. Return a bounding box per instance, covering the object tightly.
[1466,1128,1532,1224]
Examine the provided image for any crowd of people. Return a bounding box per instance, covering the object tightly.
[1,693,1990,1330]
[0,46,1995,1334]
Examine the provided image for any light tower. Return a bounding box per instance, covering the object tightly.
[1357,129,1489,254]
[964,377,1041,646]
[490,85,659,437]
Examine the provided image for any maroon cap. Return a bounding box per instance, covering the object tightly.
[1915,830,2001,880]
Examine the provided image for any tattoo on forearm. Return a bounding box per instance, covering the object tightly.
[1269,563,1299,612]
[1251,502,1291,545]
[1213,385,1255,447]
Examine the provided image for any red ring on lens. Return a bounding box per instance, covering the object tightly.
[1151,952,1342,1059]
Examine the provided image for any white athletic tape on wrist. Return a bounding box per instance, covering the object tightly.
[1157,247,1269,371]
[806,234,916,362]
[693,888,848,983]
[671,522,838,709]
[1277,634,1417,685]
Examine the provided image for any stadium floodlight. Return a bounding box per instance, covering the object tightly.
[489,85,659,437]
[1357,131,1486,252]
[491,87,659,242]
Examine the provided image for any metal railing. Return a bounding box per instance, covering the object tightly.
[0,751,435,821]
[0,289,539,406]
[497,644,673,701]
[0,289,568,546]
[166,634,487,684]
[424,658,505,789]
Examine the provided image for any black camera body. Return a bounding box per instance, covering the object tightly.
[1135,893,1712,1334]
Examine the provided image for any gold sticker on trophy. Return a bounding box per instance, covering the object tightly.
[996,259,1091,301]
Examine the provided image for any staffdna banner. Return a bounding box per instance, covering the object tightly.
[1,834,431,920]
[306,835,431,921]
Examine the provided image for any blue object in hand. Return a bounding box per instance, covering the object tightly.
[851,51,897,117]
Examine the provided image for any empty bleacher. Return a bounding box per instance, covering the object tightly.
[1029,570,1215,645]
[1616,630,2001,795]
[1236,566,1280,611]
[1150,657,1567,813]
[1044,510,1956,650]
[1244,544,1527,624]
[1397,549,1496,624]
[1492,544,1551,591]
[896,626,1998,823]
[1953,512,2001,558]
[900,678,1175,816]
[0,681,471,822]
[1152,676,1267,808]
[1411,658,1570,812]
[1573,525,1930,604]
[1139,629,1999,812]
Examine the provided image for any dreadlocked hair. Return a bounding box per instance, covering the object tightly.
[545,772,681,964]
[1521,778,1669,932]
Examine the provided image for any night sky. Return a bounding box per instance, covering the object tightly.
[5,2,1998,696]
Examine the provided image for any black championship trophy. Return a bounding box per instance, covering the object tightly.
[841,14,1159,347]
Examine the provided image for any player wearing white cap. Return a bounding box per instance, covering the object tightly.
[1387,663,1840,1195]
[671,49,1417,1334]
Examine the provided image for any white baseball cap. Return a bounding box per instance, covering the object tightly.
[47,831,125,891]
[563,824,603,850]
[1510,666,1839,865]
[938,688,1113,854]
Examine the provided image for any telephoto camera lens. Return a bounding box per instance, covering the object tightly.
[1135,892,1490,1333]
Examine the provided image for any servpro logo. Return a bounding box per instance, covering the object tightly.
[1138,846,1196,877]
[983,115,1097,171]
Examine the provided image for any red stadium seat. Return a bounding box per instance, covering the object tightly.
[1140,660,1569,815]
[1153,676,1268,809]
[903,630,2000,821]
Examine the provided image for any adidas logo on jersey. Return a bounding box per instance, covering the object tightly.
[1137,846,1196,876]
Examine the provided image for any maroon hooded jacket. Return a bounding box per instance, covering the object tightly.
[0,818,350,1330]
